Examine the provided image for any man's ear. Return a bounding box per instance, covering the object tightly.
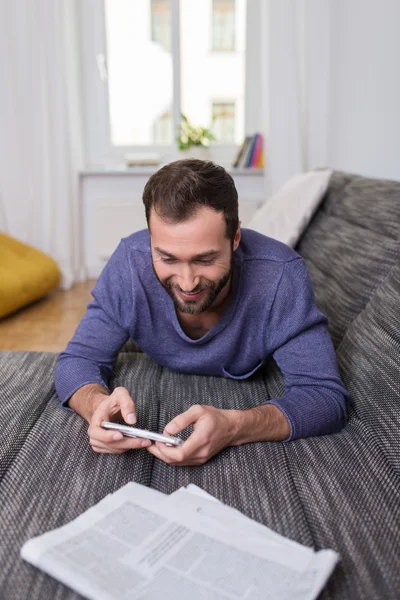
[233,221,241,251]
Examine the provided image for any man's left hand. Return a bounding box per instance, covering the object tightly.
[146,404,241,466]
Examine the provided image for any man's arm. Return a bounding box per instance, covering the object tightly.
[147,257,349,466]
[55,240,133,411]
[261,257,350,440]
[147,403,290,466]
[66,383,109,422]
[230,403,290,443]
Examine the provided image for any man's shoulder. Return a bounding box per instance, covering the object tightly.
[121,229,151,253]
[239,228,301,264]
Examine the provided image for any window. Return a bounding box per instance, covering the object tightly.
[179,1,245,145]
[153,109,173,144]
[151,0,171,52]
[80,0,259,166]
[104,0,173,146]
[212,0,236,51]
[212,102,236,143]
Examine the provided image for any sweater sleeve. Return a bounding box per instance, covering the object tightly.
[54,241,134,410]
[264,257,350,440]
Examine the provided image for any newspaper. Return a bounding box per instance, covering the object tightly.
[21,482,339,600]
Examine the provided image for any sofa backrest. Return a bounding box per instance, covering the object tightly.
[295,171,400,348]
[336,255,400,474]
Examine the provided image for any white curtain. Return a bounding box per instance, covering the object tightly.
[261,0,332,196]
[0,0,84,288]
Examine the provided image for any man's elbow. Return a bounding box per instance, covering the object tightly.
[316,389,349,437]
[284,386,350,440]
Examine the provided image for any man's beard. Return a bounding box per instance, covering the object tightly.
[154,255,234,315]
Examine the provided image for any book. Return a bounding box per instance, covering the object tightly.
[256,148,264,168]
[234,134,265,169]
[20,481,339,600]
[237,136,255,168]
[232,136,250,168]
[245,134,259,167]
[250,134,263,168]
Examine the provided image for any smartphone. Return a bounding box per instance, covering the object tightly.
[100,421,183,447]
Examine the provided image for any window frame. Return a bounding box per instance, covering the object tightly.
[79,0,262,168]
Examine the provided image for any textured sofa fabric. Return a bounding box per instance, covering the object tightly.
[296,172,400,348]
[0,171,399,599]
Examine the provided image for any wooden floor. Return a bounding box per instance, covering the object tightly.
[0,281,96,352]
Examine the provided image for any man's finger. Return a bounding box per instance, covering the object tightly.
[90,433,152,451]
[111,387,137,425]
[164,404,204,435]
[91,397,117,427]
[146,442,166,461]
[146,441,185,464]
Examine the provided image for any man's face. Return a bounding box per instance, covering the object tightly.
[149,207,240,315]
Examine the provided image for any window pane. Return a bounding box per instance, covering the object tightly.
[180,0,246,145]
[151,0,171,52]
[153,110,173,144]
[212,102,236,143]
[212,0,235,51]
[105,0,173,146]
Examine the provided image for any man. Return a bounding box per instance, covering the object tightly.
[55,159,349,466]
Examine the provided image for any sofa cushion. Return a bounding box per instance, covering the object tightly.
[245,169,332,247]
[0,233,61,319]
[336,256,400,476]
[1,347,399,599]
[146,360,400,599]
[296,171,400,347]
[1,170,399,600]
[0,351,158,600]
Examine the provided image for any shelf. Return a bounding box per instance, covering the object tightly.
[80,166,264,177]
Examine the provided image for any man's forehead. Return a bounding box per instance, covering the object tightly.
[148,206,228,247]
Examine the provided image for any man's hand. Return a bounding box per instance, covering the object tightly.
[87,387,152,454]
[146,403,291,466]
[146,405,241,466]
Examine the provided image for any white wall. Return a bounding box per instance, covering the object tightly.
[327,0,400,181]
[81,170,264,278]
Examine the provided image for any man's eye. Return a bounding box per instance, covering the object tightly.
[161,258,177,264]
[196,259,216,265]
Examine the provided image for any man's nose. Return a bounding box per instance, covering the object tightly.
[178,264,198,291]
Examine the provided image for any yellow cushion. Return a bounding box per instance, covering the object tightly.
[0,233,61,318]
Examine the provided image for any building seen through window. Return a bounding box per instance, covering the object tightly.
[153,109,173,144]
[212,102,236,143]
[212,0,236,51]
[105,0,245,147]
[151,0,171,52]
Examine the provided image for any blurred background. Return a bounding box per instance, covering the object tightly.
[0,0,399,347]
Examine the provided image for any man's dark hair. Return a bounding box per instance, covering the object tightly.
[142,159,239,242]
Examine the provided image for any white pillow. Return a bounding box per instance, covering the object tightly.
[245,170,333,247]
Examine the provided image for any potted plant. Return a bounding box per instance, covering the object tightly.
[176,113,215,160]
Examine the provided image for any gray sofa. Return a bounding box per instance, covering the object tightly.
[0,171,399,599]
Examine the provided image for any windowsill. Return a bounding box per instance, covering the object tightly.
[80,166,264,177]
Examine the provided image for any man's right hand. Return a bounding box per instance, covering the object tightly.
[68,384,152,454]
[88,387,152,454]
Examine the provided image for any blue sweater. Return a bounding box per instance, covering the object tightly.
[55,228,350,440]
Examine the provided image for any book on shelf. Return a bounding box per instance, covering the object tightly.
[233,133,264,169]
[20,481,339,600]
[249,133,263,167]
[232,135,252,168]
